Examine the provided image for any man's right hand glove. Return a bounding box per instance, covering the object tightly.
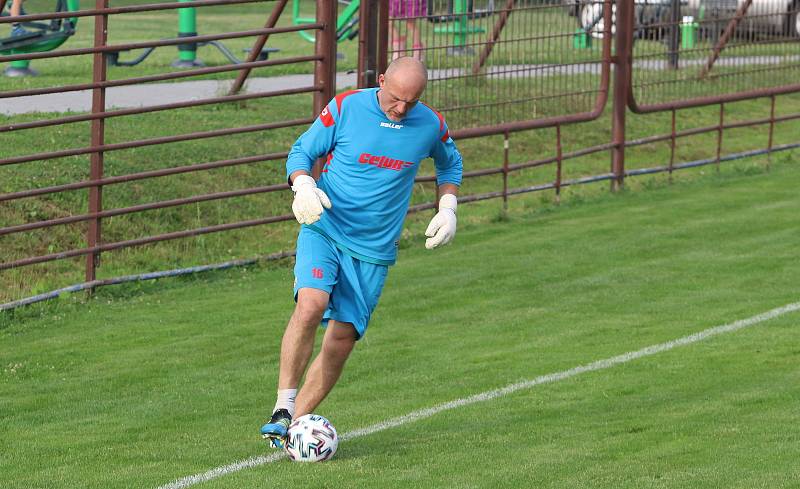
[291,174,331,225]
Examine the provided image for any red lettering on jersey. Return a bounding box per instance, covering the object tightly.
[312,268,324,279]
[357,153,415,172]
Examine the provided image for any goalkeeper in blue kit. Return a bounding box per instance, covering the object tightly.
[260,57,463,447]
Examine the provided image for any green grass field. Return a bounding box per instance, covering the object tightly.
[2,157,798,489]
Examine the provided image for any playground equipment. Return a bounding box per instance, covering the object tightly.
[428,0,493,55]
[292,0,360,43]
[105,0,278,67]
[0,0,79,76]
[289,0,492,58]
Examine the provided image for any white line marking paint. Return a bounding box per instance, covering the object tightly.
[157,301,800,489]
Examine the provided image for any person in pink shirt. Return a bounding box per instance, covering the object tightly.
[389,0,427,61]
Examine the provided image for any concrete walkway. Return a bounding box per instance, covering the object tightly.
[0,72,358,116]
[2,55,797,115]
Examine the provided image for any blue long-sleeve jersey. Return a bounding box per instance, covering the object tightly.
[286,88,463,265]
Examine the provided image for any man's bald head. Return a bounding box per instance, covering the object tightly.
[377,57,428,122]
[384,56,428,88]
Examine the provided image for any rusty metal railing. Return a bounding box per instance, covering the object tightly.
[619,0,800,179]
[390,0,800,200]
[0,0,337,286]
[386,0,613,138]
[2,0,799,307]
[627,0,800,111]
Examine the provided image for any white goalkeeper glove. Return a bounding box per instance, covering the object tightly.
[291,174,331,225]
[425,194,458,250]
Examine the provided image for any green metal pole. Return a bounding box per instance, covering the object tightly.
[4,59,36,76]
[455,0,467,47]
[174,0,203,67]
[9,60,30,69]
[432,0,483,55]
[67,0,80,25]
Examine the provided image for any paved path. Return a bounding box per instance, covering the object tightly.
[0,72,358,116]
[2,55,797,115]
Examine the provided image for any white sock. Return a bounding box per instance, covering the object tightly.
[273,389,297,417]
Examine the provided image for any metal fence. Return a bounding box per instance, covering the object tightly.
[384,0,612,136]
[1,0,799,306]
[1,0,336,283]
[382,0,800,196]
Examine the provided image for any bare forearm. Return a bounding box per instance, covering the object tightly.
[438,183,458,197]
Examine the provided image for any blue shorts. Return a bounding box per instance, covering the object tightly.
[293,227,389,340]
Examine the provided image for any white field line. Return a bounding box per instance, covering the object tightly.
[157,301,800,489]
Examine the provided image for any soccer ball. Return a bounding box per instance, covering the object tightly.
[284,414,338,462]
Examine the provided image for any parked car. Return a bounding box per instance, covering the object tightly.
[567,0,799,39]
[685,0,800,38]
[570,0,677,38]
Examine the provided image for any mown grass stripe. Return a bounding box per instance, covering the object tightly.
[157,301,800,489]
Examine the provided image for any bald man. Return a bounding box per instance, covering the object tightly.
[260,57,463,448]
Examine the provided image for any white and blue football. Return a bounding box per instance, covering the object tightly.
[284,414,338,462]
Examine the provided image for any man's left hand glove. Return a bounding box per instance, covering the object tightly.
[425,194,457,249]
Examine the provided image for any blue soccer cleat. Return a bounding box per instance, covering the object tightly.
[260,408,292,449]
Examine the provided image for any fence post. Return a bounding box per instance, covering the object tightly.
[503,131,509,209]
[668,0,680,69]
[312,0,338,178]
[716,103,724,172]
[611,0,633,192]
[767,95,776,171]
[377,0,389,78]
[555,124,562,203]
[358,0,380,87]
[87,0,108,285]
[314,0,337,114]
[669,108,676,181]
